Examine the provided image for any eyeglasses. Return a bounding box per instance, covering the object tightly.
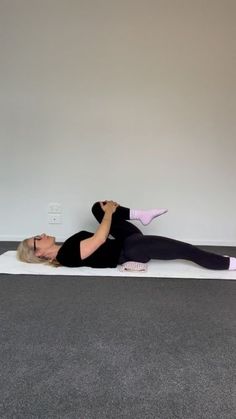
[33,235,42,252]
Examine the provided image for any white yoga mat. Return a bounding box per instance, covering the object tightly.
[0,251,236,280]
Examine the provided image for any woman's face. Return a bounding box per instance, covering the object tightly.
[27,233,55,254]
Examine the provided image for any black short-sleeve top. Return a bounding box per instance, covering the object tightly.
[56,231,123,268]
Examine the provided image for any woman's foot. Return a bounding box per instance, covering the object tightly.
[229,257,236,270]
[130,208,168,225]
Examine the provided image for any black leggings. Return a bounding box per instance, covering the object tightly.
[92,202,230,270]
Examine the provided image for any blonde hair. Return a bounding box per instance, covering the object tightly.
[17,239,61,267]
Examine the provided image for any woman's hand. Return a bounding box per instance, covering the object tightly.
[80,201,118,260]
[100,200,119,214]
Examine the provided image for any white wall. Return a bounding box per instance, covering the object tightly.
[0,0,235,244]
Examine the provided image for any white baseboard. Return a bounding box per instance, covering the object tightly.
[0,235,236,247]
[0,235,67,243]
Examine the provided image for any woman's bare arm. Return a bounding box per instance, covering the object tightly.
[80,201,118,260]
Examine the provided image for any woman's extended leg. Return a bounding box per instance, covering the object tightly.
[122,234,230,270]
[91,202,143,241]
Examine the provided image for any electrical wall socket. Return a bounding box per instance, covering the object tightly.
[48,214,62,224]
[48,202,62,214]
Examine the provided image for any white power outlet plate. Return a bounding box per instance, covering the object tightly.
[48,203,62,214]
[48,214,62,224]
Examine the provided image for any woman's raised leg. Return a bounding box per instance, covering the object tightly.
[91,202,142,241]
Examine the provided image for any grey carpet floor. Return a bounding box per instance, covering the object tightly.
[0,243,236,419]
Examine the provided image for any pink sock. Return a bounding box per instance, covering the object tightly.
[130,208,168,225]
[229,257,236,270]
